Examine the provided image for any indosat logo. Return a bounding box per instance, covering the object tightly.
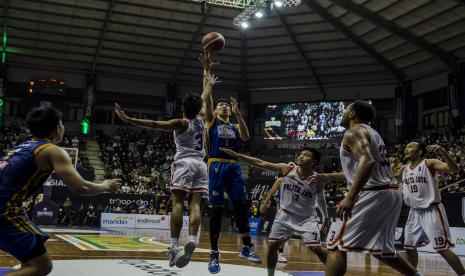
[137,216,165,225]
[102,216,134,225]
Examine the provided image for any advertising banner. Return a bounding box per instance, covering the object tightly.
[101,213,189,230]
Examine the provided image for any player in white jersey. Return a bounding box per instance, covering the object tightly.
[114,72,219,268]
[312,101,421,276]
[220,147,329,276]
[394,142,465,275]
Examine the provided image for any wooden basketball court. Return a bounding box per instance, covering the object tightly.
[0,228,459,275]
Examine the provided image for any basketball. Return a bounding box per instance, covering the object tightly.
[202,32,225,53]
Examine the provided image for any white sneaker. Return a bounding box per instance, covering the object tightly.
[277,253,287,263]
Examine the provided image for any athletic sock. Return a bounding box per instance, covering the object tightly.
[170,238,178,248]
[278,248,284,253]
[267,268,275,276]
[188,235,196,243]
[242,236,252,247]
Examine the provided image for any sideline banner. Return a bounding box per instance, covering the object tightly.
[101,213,189,230]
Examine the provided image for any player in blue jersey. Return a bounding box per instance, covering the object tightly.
[200,53,261,274]
[0,107,121,276]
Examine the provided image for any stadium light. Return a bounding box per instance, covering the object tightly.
[255,11,263,18]
[241,22,249,29]
[274,0,283,7]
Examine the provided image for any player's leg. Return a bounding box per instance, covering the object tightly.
[208,161,226,274]
[437,249,465,275]
[277,243,287,263]
[301,216,327,264]
[170,190,187,267]
[405,249,419,268]
[427,204,465,274]
[267,241,282,276]
[325,249,347,276]
[309,247,327,264]
[230,163,261,263]
[373,255,420,276]
[6,252,53,276]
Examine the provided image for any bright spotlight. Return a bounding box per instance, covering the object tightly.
[255,11,263,18]
[275,0,283,7]
[241,22,249,28]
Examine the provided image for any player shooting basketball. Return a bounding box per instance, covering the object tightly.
[394,142,465,275]
[200,52,262,274]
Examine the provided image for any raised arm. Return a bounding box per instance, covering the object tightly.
[260,177,283,214]
[425,144,460,173]
[337,127,376,220]
[42,146,121,196]
[200,73,219,123]
[115,103,188,132]
[230,97,250,141]
[220,148,291,174]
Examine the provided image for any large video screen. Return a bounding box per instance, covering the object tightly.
[265,101,346,140]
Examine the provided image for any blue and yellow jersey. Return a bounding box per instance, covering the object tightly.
[0,140,53,217]
[206,116,241,161]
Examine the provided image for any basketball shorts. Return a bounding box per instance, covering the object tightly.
[170,157,208,195]
[208,161,248,206]
[404,203,453,251]
[327,188,402,258]
[0,215,49,263]
[269,209,321,247]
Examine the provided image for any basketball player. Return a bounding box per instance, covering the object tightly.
[220,147,329,276]
[200,54,261,274]
[0,107,121,276]
[394,142,465,275]
[311,101,422,276]
[114,73,218,268]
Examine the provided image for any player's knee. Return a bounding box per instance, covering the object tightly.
[268,241,282,251]
[25,254,53,275]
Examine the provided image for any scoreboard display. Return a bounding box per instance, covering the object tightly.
[28,78,66,95]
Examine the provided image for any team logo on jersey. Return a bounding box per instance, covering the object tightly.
[217,124,236,139]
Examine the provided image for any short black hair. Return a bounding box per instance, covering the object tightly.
[301,147,321,166]
[351,100,376,123]
[215,98,231,108]
[412,141,428,157]
[182,93,203,119]
[26,107,63,138]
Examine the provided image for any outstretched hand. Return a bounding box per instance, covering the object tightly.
[115,103,129,122]
[230,97,239,115]
[426,144,447,156]
[103,178,122,192]
[199,52,219,72]
[205,72,221,87]
[219,147,239,158]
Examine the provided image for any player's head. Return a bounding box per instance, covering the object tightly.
[296,147,320,169]
[404,141,427,161]
[341,100,376,128]
[26,106,64,144]
[182,93,203,119]
[215,98,231,117]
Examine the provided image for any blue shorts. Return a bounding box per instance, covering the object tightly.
[208,161,248,206]
[0,215,49,262]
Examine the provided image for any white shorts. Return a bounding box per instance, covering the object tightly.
[328,188,402,257]
[404,203,453,251]
[170,157,208,194]
[269,210,321,247]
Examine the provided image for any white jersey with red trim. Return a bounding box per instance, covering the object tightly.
[279,166,318,217]
[340,124,397,188]
[173,116,205,161]
[402,160,441,209]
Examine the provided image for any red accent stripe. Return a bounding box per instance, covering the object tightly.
[283,166,294,177]
[435,204,450,242]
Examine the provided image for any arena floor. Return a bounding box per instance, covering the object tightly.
[0,227,460,276]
